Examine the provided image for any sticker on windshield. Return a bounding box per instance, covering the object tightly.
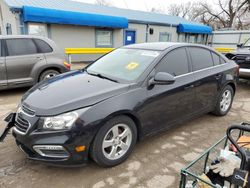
[141,51,160,57]
[126,62,139,70]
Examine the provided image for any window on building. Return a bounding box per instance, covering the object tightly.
[196,35,205,44]
[34,39,53,53]
[189,47,214,71]
[96,30,113,47]
[159,32,171,42]
[6,39,37,56]
[28,23,48,37]
[188,34,197,43]
[157,47,189,76]
[178,34,186,42]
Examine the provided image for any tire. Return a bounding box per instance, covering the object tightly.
[212,85,234,116]
[39,69,60,82]
[91,115,137,167]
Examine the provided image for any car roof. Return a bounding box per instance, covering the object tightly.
[123,42,214,51]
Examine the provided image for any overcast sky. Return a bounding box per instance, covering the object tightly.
[73,0,201,12]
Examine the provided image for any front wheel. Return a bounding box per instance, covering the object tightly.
[212,85,234,116]
[91,116,137,167]
[39,69,60,82]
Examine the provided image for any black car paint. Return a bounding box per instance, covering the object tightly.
[10,43,237,166]
[225,42,250,78]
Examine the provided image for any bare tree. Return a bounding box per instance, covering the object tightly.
[150,6,166,14]
[200,0,249,29]
[95,0,113,6]
[167,2,192,18]
[167,0,250,29]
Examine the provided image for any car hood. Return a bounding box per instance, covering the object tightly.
[22,70,130,116]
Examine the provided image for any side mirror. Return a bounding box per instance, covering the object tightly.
[237,43,243,48]
[149,72,175,86]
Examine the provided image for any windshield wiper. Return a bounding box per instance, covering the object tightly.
[86,70,118,83]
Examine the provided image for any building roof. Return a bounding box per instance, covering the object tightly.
[4,0,201,27]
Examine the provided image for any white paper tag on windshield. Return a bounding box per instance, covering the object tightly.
[141,51,159,57]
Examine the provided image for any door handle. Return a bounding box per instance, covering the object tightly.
[184,84,194,90]
[215,74,222,80]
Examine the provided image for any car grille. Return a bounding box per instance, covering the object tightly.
[21,104,35,116]
[15,113,30,134]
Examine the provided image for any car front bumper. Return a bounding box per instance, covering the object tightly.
[239,68,250,78]
[12,129,90,166]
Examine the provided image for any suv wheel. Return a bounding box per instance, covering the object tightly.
[39,69,60,82]
[212,85,234,116]
[91,116,137,167]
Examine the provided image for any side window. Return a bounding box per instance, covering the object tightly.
[220,58,226,64]
[34,39,53,53]
[6,39,37,56]
[211,52,220,66]
[157,48,189,76]
[189,47,213,71]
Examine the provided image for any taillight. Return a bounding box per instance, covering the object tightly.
[64,61,71,70]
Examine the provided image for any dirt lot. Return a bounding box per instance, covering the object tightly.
[0,75,249,188]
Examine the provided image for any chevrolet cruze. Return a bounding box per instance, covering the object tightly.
[1,42,238,167]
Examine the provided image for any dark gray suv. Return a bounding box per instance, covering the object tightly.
[0,35,70,90]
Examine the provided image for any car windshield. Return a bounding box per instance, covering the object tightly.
[244,38,250,47]
[86,48,160,82]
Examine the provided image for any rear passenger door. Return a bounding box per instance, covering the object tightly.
[5,38,46,86]
[0,40,7,89]
[188,47,219,113]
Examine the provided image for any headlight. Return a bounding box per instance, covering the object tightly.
[43,112,78,130]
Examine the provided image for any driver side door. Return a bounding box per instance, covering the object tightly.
[138,47,196,136]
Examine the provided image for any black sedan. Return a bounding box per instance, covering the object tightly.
[1,42,238,167]
[225,38,250,78]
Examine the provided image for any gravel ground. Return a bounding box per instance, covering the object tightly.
[0,75,249,188]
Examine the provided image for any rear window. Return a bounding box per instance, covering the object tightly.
[211,52,220,66]
[6,39,37,56]
[34,39,53,53]
[189,47,214,71]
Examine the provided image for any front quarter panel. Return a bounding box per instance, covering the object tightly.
[77,85,147,141]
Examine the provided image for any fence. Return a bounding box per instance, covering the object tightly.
[65,48,114,64]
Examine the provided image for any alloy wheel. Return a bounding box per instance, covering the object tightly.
[220,89,232,112]
[102,123,132,160]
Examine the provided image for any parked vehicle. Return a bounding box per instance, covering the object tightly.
[0,35,70,90]
[225,38,250,78]
[1,42,238,167]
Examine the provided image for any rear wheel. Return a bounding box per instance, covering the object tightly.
[91,116,137,167]
[39,69,60,82]
[212,85,234,116]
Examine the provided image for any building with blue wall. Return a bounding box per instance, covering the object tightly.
[0,0,212,61]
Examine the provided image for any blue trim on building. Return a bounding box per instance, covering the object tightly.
[177,24,212,34]
[23,6,129,29]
